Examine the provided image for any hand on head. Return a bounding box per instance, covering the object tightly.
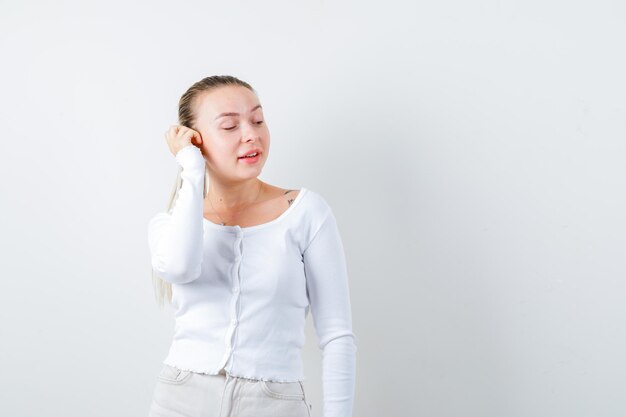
[165,125,203,157]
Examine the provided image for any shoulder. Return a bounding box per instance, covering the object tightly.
[298,187,333,217]
[297,189,345,253]
[295,188,338,244]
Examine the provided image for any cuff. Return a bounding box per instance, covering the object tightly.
[175,145,205,170]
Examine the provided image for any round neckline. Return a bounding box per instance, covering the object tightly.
[202,187,308,234]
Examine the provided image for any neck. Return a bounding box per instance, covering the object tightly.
[206,178,264,209]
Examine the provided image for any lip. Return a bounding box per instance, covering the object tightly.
[238,148,262,159]
[238,152,261,164]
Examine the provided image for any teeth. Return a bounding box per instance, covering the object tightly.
[245,152,258,157]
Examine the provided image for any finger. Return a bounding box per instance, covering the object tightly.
[192,131,202,145]
[181,130,199,145]
[175,125,189,139]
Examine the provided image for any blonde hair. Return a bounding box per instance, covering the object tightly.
[151,75,256,307]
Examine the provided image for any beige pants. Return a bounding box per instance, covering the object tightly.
[148,364,313,417]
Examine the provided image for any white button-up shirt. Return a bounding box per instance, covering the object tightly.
[148,145,357,417]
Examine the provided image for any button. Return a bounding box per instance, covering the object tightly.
[231,319,238,325]
[232,286,240,293]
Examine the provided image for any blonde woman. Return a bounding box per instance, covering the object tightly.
[147,75,357,417]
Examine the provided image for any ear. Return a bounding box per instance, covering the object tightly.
[194,130,203,146]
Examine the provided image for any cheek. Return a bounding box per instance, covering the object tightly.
[202,135,226,154]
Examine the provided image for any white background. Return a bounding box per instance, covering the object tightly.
[1,1,625,416]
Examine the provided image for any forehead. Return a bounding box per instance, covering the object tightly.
[194,85,260,118]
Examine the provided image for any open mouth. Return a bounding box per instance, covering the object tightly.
[238,151,261,163]
[238,152,259,159]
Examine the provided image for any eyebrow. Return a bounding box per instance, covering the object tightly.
[214,104,263,120]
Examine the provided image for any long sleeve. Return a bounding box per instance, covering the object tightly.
[148,145,206,284]
[303,209,357,417]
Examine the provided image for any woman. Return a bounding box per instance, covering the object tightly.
[147,75,357,417]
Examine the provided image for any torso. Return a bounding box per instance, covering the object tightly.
[203,184,301,228]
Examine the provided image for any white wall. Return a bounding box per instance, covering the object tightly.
[1,1,624,416]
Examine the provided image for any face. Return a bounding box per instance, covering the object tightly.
[192,85,270,182]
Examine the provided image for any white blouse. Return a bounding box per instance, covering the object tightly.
[147,145,357,417]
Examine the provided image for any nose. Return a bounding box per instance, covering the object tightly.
[241,122,260,143]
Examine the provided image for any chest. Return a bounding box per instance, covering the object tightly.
[203,190,299,227]
[194,231,308,307]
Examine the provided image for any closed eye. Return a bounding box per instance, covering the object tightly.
[224,121,263,131]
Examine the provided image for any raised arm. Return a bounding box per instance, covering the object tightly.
[303,208,357,417]
[148,145,206,284]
